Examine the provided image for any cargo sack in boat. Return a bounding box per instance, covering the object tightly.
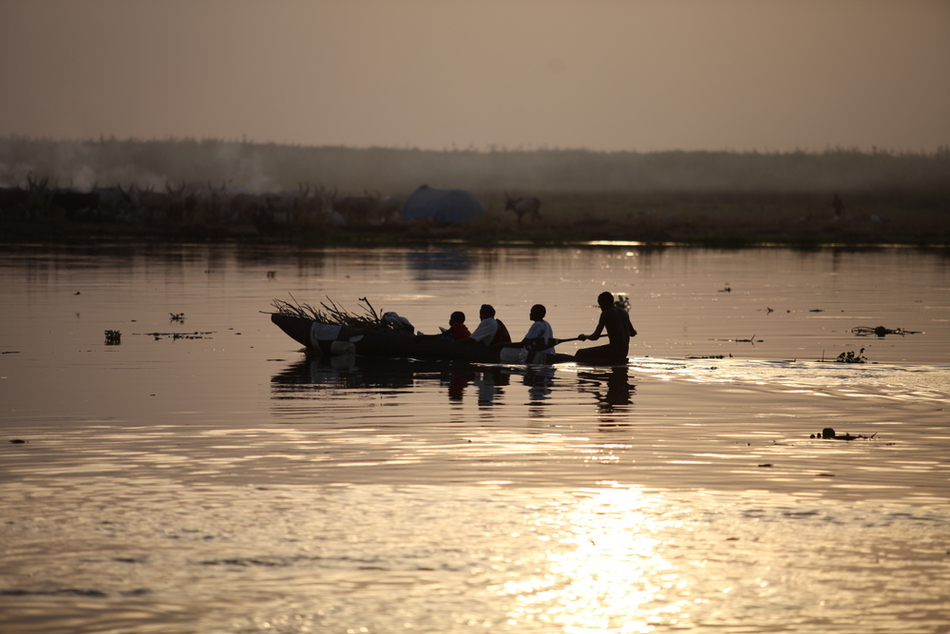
[499,347,529,364]
[382,312,414,334]
[310,322,342,347]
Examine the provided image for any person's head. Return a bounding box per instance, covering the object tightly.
[479,304,496,319]
[529,304,546,321]
[450,311,465,325]
[597,291,614,309]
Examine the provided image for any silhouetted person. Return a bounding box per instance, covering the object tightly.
[522,304,555,354]
[444,311,471,341]
[416,310,471,341]
[575,292,636,365]
[459,304,511,345]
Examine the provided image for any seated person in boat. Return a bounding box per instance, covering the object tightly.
[443,311,471,340]
[575,292,637,364]
[415,311,471,341]
[460,304,511,345]
[522,304,555,354]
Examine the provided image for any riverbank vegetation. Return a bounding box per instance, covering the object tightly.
[1,136,947,246]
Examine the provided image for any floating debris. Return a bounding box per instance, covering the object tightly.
[0,588,108,598]
[810,427,877,441]
[835,348,867,363]
[818,348,867,363]
[104,329,121,345]
[140,331,215,341]
[716,334,762,344]
[852,325,920,337]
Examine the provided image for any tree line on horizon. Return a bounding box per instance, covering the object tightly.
[1,136,947,201]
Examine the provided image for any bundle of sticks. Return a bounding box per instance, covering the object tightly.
[270,295,388,330]
[851,325,920,337]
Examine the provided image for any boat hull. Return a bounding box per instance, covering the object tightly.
[270,314,573,365]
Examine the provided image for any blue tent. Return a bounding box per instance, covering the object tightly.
[401,186,484,225]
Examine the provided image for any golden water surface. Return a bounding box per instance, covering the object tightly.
[1,243,948,633]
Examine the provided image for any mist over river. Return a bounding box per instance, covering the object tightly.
[1,243,948,633]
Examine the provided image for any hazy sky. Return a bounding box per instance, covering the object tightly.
[2,0,948,153]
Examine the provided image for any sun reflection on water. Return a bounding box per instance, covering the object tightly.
[498,486,691,633]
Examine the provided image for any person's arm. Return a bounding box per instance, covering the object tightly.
[578,314,606,341]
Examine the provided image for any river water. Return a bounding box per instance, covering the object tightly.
[1,242,948,633]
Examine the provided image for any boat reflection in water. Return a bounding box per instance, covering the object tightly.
[271,354,636,424]
[269,354,519,409]
[271,352,417,391]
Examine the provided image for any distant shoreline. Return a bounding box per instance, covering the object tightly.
[2,137,948,247]
[1,211,948,249]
